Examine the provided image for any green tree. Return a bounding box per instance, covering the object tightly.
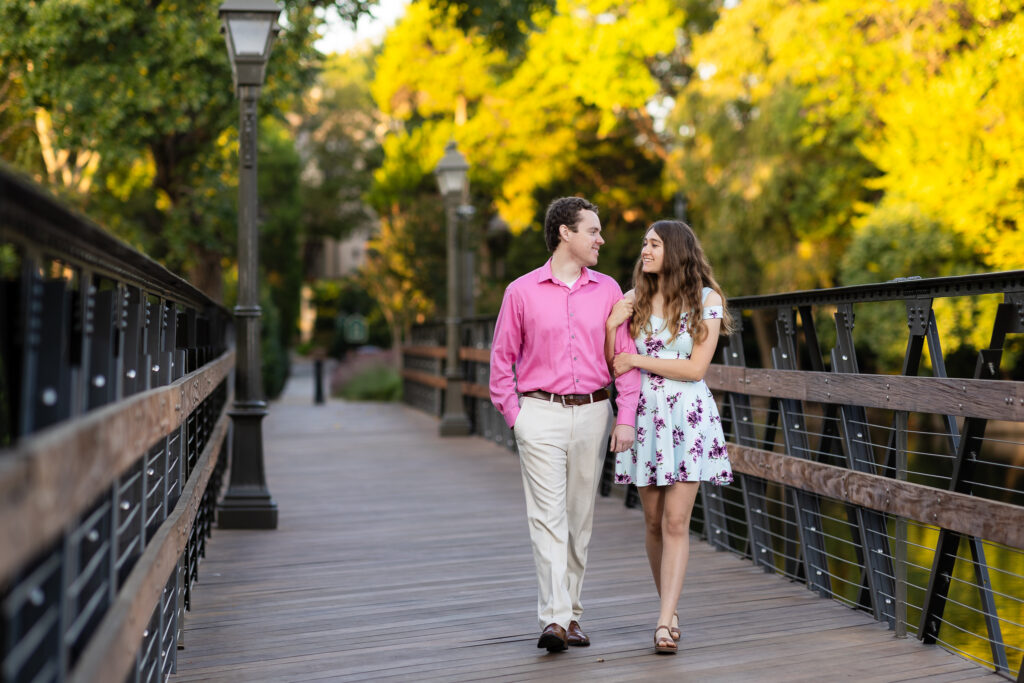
[297,49,384,274]
[368,0,703,305]
[0,0,379,301]
[859,6,1024,274]
[359,194,443,352]
[259,117,305,349]
[840,201,990,369]
[671,0,1024,299]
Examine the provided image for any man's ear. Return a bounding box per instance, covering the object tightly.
[559,224,569,241]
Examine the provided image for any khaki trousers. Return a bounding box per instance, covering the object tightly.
[513,396,614,630]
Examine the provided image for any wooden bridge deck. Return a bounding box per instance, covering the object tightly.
[171,363,1000,682]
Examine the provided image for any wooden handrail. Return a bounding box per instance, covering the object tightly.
[402,345,446,359]
[704,365,1024,421]
[403,344,1024,422]
[729,444,1024,549]
[68,398,230,683]
[0,350,235,583]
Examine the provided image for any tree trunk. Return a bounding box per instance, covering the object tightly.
[391,324,403,370]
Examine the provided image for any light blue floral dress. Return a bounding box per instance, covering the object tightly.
[614,287,733,487]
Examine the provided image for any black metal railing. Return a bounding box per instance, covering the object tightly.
[402,271,1024,680]
[0,165,235,683]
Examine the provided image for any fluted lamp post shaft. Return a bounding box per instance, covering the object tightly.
[216,0,281,528]
[435,141,472,437]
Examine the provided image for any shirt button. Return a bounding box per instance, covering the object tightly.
[575,379,579,383]
[571,335,575,339]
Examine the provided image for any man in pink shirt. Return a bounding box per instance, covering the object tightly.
[490,196,641,652]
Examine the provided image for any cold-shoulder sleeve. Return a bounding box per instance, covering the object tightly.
[701,286,723,320]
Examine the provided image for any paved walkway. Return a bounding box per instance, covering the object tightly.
[171,362,998,682]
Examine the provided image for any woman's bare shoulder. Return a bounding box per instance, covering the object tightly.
[703,290,723,306]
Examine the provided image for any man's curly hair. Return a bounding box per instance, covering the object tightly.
[543,197,599,252]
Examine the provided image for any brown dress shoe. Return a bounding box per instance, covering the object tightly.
[567,620,590,647]
[537,623,568,652]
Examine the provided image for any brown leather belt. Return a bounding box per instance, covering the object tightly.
[522,389,610,406]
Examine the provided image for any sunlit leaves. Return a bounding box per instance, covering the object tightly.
[299,50,384,244]
[861,10,1024,273]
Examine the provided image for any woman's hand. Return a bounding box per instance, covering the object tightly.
[612,352,637,377]
[607,295,634,330]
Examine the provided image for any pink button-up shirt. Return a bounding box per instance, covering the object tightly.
[489,260,641,429]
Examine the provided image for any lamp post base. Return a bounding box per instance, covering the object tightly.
[439,376,471,436]
[218,405,278,529]
[217,492,278,529]
[440,413,472,436]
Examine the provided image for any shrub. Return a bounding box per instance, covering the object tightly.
[335,364,401,402]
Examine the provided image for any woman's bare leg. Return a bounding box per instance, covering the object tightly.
[636,485,667,596]
[656,482,701,630]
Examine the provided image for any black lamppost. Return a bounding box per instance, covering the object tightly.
[216,0,281,529]
[435,140,472,436]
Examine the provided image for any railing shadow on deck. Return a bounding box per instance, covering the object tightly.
[402,270,1024,681]
[1,165,234,683]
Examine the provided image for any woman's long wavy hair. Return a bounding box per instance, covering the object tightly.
[629,220,734,345]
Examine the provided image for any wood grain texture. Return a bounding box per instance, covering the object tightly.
[728,445,1024,549]
[402,345,447,359]
[170,363,1000,683]
[459,347,491,363]
[705,366,1023,421]
[0,350,235,583]
[69,401,231,683]
[404,348,1024,421]
[400,368,447,389]
[462,382,490,400]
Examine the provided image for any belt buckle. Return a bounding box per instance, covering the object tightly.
[558,393,568,406]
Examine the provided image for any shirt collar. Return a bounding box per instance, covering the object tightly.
[537,259,594,288]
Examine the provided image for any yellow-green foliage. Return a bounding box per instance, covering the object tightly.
[371,0,683,233]
[861,8,1024,274]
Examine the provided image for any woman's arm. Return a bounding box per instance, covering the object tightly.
[612,292,723,381]
[605,291,634,364]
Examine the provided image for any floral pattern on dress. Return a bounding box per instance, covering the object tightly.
[614,287,733,488]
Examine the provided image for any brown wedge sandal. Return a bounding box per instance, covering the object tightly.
[669,612,681,641]
[654,625,677,654]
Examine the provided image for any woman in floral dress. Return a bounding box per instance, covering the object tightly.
[604,219,733,654]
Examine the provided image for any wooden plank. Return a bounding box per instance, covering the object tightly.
[463,382,490,400]
[170,364,999,683]
[0,349,235,583]
[401,368,446,389]
[403,345,490,363]
[404,345,1024,421]
[704,366,1024,421]
[459,347,491,363]
[729,444,1024,549]
[69,401,231,683]
[402,345,446,359]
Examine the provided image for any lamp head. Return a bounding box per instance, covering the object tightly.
[434,140,469,198]
[219,0,282,91]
